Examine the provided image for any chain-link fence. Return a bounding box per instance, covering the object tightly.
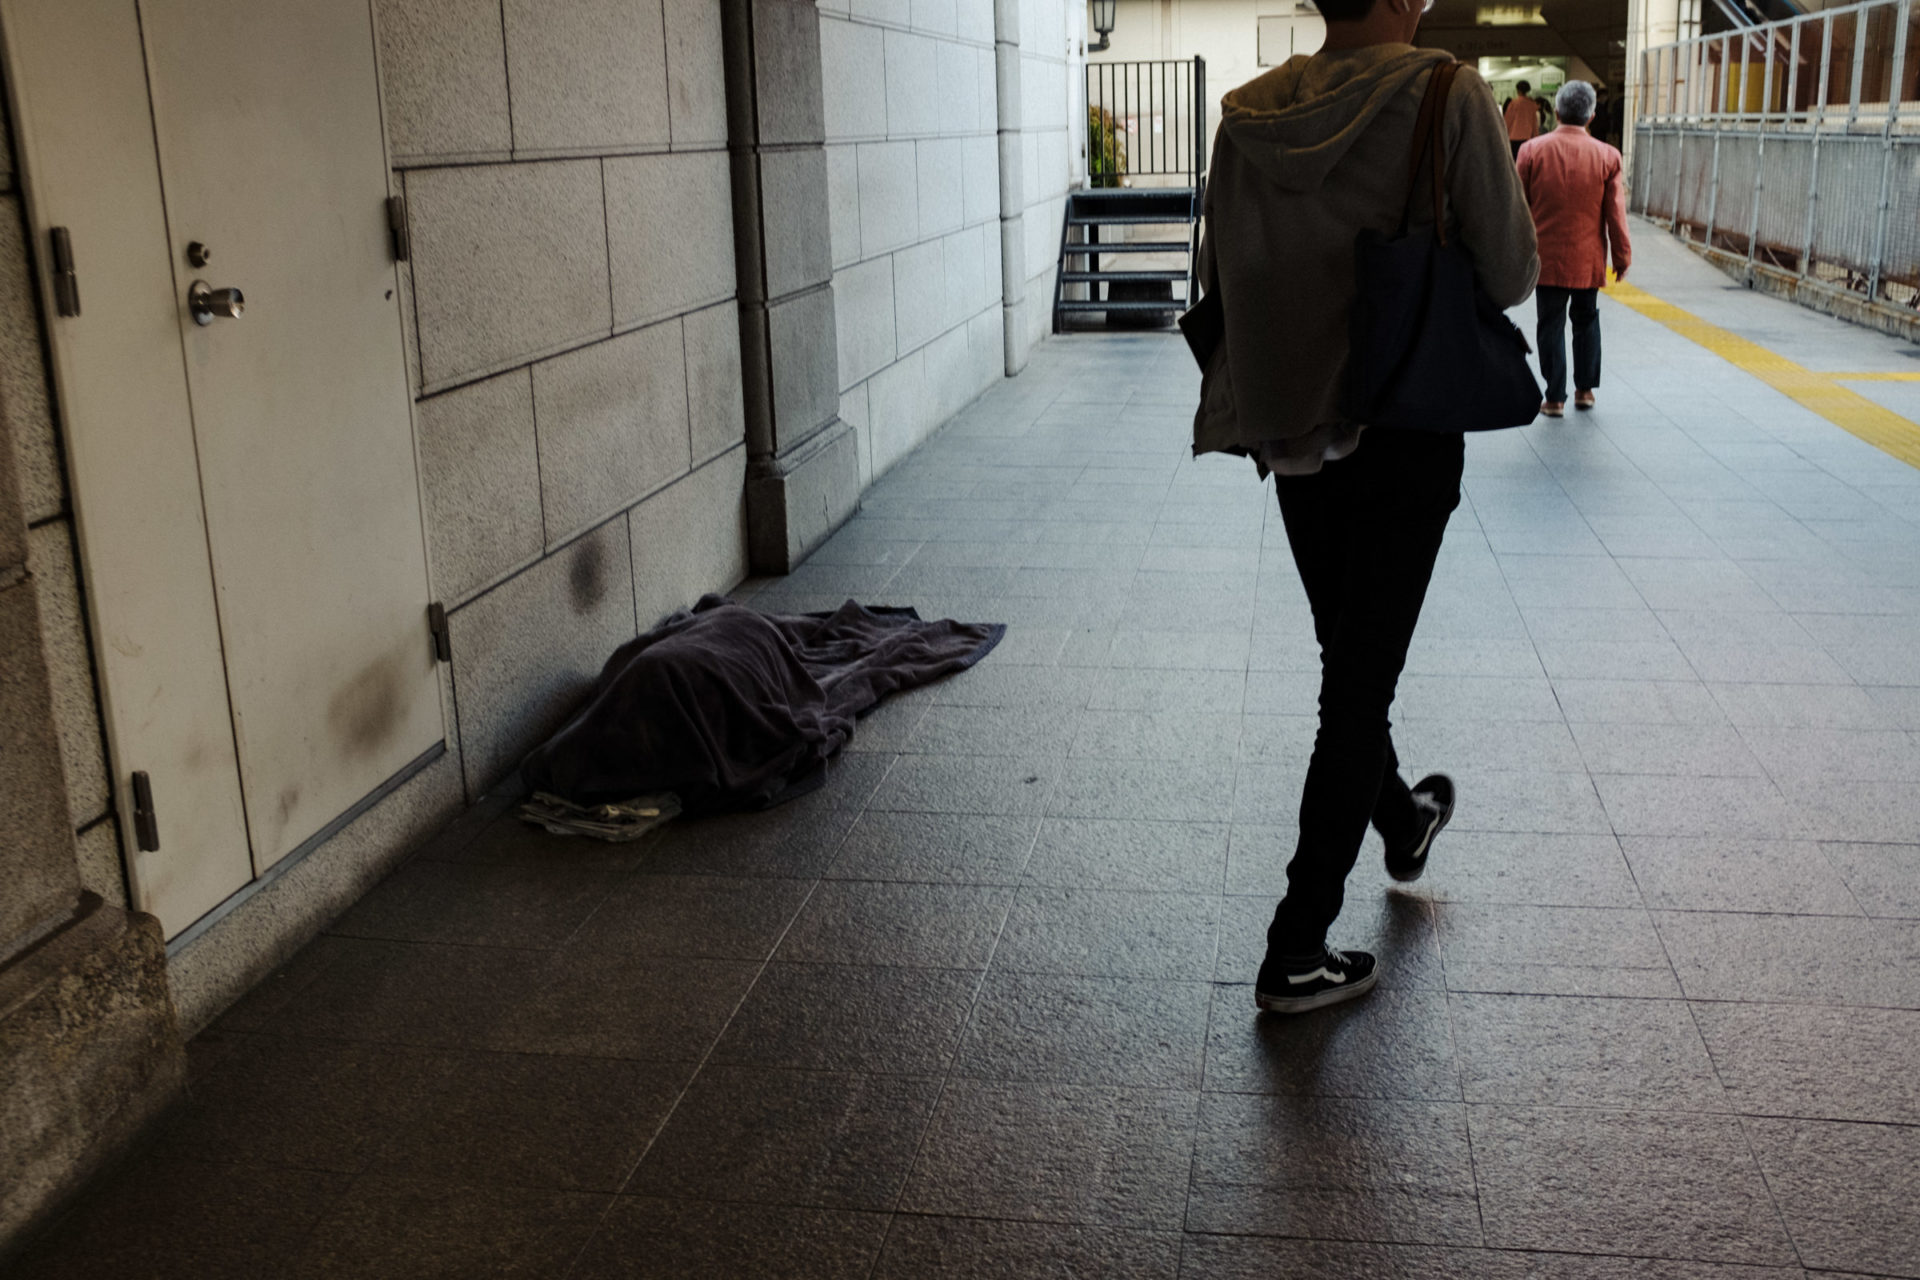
[1632,0,1920,312]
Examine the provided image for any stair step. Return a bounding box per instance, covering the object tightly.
[1056,298,1187,312]
[1068,211,1195,225]
[1062,240,1192,254]
[1072,187,1198,201]
[1060,270,1190,283]
[1067,190,1197,224]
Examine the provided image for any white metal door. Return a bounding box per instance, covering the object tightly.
[0,0,443,938]
[0,0,254,937]
[139,0,443,868]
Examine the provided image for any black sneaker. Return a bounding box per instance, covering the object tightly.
[1385,773,1454,883]
[1254,946,1379,1014]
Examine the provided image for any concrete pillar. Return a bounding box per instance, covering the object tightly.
[993,0,1030,375]
[0,343,183,1252]
[721,0,862,574]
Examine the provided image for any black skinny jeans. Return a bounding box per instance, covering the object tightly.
[1267,427,1465,955]
[1535,285,1601,402]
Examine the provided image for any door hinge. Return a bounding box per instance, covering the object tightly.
[49,227,80,317]
[427,601,451,663]
[130,770,160,851]
[386,196,410,263]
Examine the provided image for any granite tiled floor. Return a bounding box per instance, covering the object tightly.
[17,225,1920,1276]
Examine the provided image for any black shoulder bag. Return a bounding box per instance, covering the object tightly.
[1346,60,1540,431]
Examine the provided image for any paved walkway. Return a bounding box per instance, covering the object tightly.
[17,223,1920,1278]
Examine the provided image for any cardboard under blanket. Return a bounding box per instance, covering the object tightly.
[520,595,1004,813]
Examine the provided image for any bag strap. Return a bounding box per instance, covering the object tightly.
[1403,59,1460,244]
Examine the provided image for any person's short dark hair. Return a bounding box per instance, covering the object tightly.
[1515,80,1531,95]
[1315,0,1378,21]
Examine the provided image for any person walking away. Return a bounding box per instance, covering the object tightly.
[1504,79,1538,159]
[1516,80,1630,417]
[1193,0,1539,1012]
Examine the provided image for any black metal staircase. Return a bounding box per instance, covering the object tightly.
[1054,58,1207,332]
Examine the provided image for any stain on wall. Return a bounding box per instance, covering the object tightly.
[327,653,404,760]
[568,537,608,614]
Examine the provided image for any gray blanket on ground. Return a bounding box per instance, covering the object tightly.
[520,595,1004,813]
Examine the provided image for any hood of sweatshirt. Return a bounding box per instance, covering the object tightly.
[1219,44,1450,193]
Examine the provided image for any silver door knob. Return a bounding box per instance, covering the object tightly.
[189,279,244,325]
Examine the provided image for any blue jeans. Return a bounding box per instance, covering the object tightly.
[1536,285,1601,402]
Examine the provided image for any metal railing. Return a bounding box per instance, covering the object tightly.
[1085,58,1208,188]
[1632,0,1920,312]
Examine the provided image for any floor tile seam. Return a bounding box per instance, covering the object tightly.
[1170,1220,1515,1255]
[332,868,639,958]
[130,1140,392,1186]
[1008,896,1233,917]
[309,929,562,957]
[1428,908,1492,1247]
[1688,1108,1920,1132]
[743,957,992,978]
[1178,1228,1818,1268]
[591,1190,1184,1234]
[404,788,523,866]
[1440,983,1920,1012]
[1193,1077,1469,1105]
[1679,991,1920,1015]
[1812,834,1920,849]
[1729,1109,1815,1273]
[218,1156,367,1278]
[878,815,1039,1222]
[679,1060,959,1085]
[1185,1203,1765,1254]
[1644,895,1755,1131]
[1717,721,1901,869]
[1461,1095,1808,1253]
[1235,483,1268,770]
[602,858,845,1210]
[1453,1095,1782,1120]
[1643,904,1918,921]
[199,1027,725,1072]
[1473,504,1589,793]
[1181,978,1227,1238]
[1562,762,1781,779]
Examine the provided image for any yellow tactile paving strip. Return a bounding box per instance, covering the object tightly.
[1604,279,1920,469]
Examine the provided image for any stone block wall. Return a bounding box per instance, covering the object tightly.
[0,0,1081,1064]
[820,0,1010,484]
[0,0,755,1034]
[0,0,1086,1248]
[1013,0,1080,357]
[380,0,750,795]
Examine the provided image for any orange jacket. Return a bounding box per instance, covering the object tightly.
[1504,96,1539,141]
[1516,125,1631,290]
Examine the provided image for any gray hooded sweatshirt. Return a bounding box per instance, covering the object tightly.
[1193,45,1540,471]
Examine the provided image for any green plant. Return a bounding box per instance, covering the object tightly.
[1088,104,1127,187]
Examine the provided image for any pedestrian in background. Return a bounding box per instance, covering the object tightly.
[1504,79,1538,159]
[1516,80,1630,417]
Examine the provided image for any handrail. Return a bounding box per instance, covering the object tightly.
[1084,57,1209,188]
[1631,0,1920,317]
[1636,0,1916,128]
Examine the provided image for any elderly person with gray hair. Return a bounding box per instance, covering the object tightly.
[1516,79,1630,416]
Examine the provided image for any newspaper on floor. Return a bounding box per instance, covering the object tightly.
[517,790,681,842]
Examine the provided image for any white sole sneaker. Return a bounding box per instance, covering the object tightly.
[1254,967,1380,1014]
[1386,773,1455,883]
